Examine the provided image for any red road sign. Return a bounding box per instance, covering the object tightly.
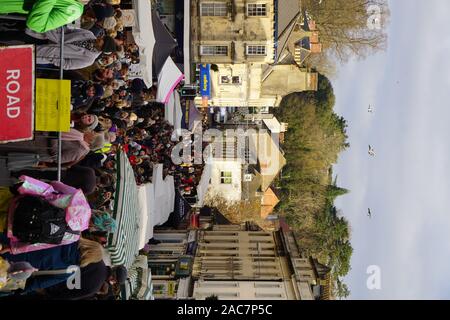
[0,45,35,143]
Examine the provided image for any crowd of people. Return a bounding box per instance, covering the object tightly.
[0,0,207,299]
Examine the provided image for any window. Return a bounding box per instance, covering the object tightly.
[220,171,232,184]
[217,292,239,298]
[201,282,239,288]
[221,76,230,84]
[200,45,228,56]
[201,3,228,16]
[254,283,282,288]
[220,75,241,84]
[255,293,283,298]
[246,45,267,56]
[247,3,267,16]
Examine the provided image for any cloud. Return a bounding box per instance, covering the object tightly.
[332,0,450,299]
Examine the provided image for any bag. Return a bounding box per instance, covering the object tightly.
[12,195,79,245]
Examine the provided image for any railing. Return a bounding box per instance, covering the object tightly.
[0,16,66,182]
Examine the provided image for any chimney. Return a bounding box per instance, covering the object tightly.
[310,31,319,44]
[310,43,322,53]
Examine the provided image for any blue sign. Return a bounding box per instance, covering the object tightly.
[199,64,211,98]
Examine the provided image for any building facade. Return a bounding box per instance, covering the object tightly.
[195,63,317,108]
[146,230,197,299]
[191,224,332,300]
[191,0,276,65]
[191,0,319,109]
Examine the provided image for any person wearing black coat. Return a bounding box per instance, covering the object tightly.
[43,263,127,300]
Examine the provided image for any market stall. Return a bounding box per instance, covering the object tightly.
[107,150,141,268]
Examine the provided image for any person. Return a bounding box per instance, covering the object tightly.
[89,210,116,233]
[14,165,97,195]
[42,263,127,300]
[0,128,104,167]
[71,81,104,111]
[26,27,117,70]
[0,0,89,33]
[72,114,99,132]
[0,238,104,295]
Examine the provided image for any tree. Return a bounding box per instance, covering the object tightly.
[303,0,390,73]
[335,278,351,299]
[274,74,353,297]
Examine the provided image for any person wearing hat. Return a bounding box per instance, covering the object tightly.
[73,114,99,132]
[71,81,104,112]
[0,0,90,33]
[102,16,117,31]
[24,27,117,70]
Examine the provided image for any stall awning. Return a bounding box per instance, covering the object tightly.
[156,57,184,104]
[165,90,183,132]
[107,150,141,268]
[132,0,155,87]
[121,255,154,300]
[152,9,178,76]
[137,164,175,248]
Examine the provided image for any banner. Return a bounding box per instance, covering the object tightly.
[199,64,211,98]
[173,189,192,225]
[35,79,71,132]
[0,45,34,143]
[181,100,203,131]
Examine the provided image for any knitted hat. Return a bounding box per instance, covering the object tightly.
[102,85,114,99]
[86,115,99,131]
[93,4,115,21]
[102,36,117,54]
[129,113,138,122]
[109,124,118,133]
[93,83,105,98]
[103,16,117,30]
[92,211,117,233]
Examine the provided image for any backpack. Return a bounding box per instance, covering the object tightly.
[12,196,80,245]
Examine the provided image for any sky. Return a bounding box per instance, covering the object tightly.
[332,0,450,299]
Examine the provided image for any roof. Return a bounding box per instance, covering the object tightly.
[276,0,302,62]
[263,117,284,133]
[241,170,262,201]
[214,210,234,225]
[261,64,319,98]
[249,132,287,191]
[260,188,280,219]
